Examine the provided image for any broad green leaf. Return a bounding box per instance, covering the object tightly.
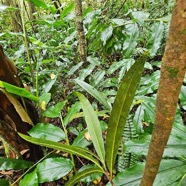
[36,158,72,183]
[68,62,83,76]
[131,11,149,25]
[65,167,103,186]
[75,79,111,110]
[28,123,65,142]
[0,158,33,170]
[63,102,81,126]
[0,179,9,186]
[60,3,75,19]
[101,26,113,46]
[20,171,38,186]
[0,81,38,102]
[107,160,186,186]
[123,23,139,58]
[26,0,47,9]
[19,133,103,170]
[29,37,47,48]
[87,56,100,66]
[76,92,105,166]
[147,21,164,57]
[43,101,67,118]
[79,64,95,81]
[111,19,125,26]
[105,53,148,176]
[39,93,51,110]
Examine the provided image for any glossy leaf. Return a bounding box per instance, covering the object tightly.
[43,101,67,118]
[65,167,103,186]
[0,157,33,170]
[76,92,105,166]
[123,23,139,58]
[28,123,65,142]
[20,171,38,186]
[75,79,111,110]
[101,26,113,46]
[105,53,148,176]
[147,21,164,57]
[131,11,149,25]
[60,3,75,19]
[36,158,72,183]
[26,0,47,9]
[0,81,38,102]
[19,133,103,170]
[107,160,186,186]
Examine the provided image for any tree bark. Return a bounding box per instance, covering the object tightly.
[0,45,42,160]
[140,0,186,185]
[75,0,87,64]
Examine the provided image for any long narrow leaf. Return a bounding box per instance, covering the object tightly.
[65,168,104,186]
[105,53,148,176]
[75,79,111,110]
[19,133,103,170]
[76,92,105,166]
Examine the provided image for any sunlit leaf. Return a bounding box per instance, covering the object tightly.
[101,26,113,46]
[60,3,75,19]
[26,0,47,9]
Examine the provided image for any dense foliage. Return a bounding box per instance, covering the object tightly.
[0,0,185,185]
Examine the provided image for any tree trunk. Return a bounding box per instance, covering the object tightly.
[0,45,42,161]
[75,0,87,64]
[140,0,186,185]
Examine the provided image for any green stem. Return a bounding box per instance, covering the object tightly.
[20,0,35,88]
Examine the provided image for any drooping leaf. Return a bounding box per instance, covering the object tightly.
[36,158,72,183]
[65,167,103,186]
[60,3,75,19]
[75,79,111,110]
[147,21,164,57]
[20,171,38,186]
[0,81,38,102]
[0,157,33,170]
[131,11,150,25]
[43,101,67,118]
[76,92,105,166]
[105,53,148,176]
[123,23,139,58]
[101,26,113,46]
[19,133,103,170]
[28,123,65,142]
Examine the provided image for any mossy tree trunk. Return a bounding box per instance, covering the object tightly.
[140,0,186,185]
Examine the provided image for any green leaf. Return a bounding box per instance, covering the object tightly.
[0,81,38,102]
[0,179,9,186]
[63,102,81,126]
[60,3,75,19]
[101,26,113,46]
[131,11,149,25]
[76,92,105,166]
[123,23,139,58]
[147,21,164,57]
[105,53,148,176]
[20,171,38,186]
[28,123,65,142]
[36,157,72,183]
[65,167,103,186]
[43,101,67,118]
[0,158,33,170]
[75,79,111,110]
[19,133,103,170]
[107,160,186,186]
[26,0,47,9]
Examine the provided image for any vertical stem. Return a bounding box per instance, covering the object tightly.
[20,0,35,88]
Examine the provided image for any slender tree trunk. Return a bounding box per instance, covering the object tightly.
[140,0,186,185]
[75,0,87,64]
